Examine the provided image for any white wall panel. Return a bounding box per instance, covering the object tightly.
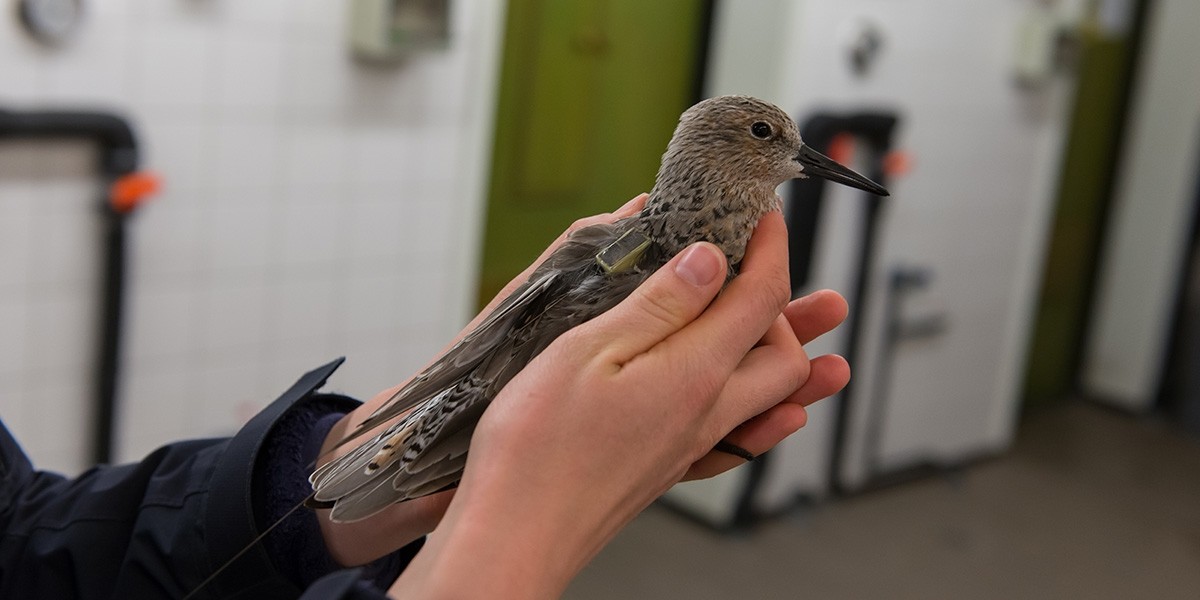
[0,1,506,472]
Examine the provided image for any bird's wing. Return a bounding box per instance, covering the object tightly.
[332,217,642,449]
[328,269,563,452]
[312,219,654,522]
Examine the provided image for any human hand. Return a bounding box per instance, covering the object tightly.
[390,210,830,598]
[316,194,651,566]
[684,288,849,479]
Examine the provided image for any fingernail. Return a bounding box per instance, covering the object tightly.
[676,244,721,286]
[618,193,648,213]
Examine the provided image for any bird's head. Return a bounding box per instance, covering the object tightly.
[665,95,888,196]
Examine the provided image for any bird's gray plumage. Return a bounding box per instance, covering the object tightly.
[311,95,887,522]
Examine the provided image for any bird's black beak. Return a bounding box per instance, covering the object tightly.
[795,144,890,196]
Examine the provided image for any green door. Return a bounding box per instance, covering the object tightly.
[1023,3,1147,406]
[477,0,709,306]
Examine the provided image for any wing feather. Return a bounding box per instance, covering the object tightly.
[329,270,563,452]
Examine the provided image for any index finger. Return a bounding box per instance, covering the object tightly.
[784,289,848,346]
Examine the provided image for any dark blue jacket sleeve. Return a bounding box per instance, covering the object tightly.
[0,358,419,599]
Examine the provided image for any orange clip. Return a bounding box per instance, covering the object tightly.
[109,172,161,214]
[828,134,855,164]
[884,151,912,178]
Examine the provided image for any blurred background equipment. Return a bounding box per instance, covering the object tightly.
[17,0,84,44]
[348,0,452,62]
[0,107,156,465]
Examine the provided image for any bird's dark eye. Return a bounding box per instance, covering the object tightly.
[750,121,772,139]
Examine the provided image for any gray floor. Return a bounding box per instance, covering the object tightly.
[567,401,1200,599]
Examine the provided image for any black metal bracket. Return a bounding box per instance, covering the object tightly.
[784,111,900,498]
[0,107,143,465]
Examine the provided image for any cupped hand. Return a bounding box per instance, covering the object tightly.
[391,211,847,598]
[684,288,849,479]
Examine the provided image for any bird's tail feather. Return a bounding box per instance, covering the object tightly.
[328,462,407,523]
[402,469,464,500]
[310,401,433,501]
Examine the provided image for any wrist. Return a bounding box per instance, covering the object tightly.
[391,463,616,599]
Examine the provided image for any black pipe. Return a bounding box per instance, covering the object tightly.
[0,107,142,465]
[95,204,126,465]
[0,109,138,175]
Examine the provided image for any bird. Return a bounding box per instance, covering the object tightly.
[309,95,889,523]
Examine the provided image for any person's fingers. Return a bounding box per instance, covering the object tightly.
[617,192,650,215]
[690,289,842,428]
[685,403,808,479]
[784,289,848,345]
[575,241,727,364]
[714,315,809,427]
[572,192,648,229]
[782,353,850,407]
[662,211,792,374]
[684,353,848,479]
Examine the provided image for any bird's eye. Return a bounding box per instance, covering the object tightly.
[750,121,772,139]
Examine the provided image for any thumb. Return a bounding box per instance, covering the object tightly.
[580,242,726,364]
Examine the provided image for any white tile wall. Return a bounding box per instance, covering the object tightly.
[0,1,506,473]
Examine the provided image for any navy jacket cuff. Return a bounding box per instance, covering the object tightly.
[199,358,418,598]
